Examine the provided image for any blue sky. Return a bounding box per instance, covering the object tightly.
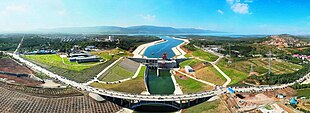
[0,0,310,34]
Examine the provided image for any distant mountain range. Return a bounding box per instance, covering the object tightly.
[36,25,222,34]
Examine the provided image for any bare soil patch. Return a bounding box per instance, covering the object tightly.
[0,58,34,74]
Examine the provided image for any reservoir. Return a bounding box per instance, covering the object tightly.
[143,36,183,58]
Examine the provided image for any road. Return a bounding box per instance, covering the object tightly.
[191,45,232,87]
[3,51,310,102]
[6,52,223,101]
[13,35,24,54]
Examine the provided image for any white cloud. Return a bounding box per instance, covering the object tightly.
[226,0,235,4]
[0,4,29,15]
[217,9,224,15]
[140,14,156,21]
[57,10,66,16]
[244,0,253,3]
[231,3,250,14]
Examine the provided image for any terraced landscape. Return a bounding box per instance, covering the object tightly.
[0,86,121,113]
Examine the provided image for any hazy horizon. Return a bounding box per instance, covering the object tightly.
[0,0,310,34]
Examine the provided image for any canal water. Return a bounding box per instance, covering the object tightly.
[147,69,175,94]
[143,36,183,58]
[143,36,183,95]
[136,36,184,112]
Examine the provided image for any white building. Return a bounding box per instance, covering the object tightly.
[108,36,115,42]
[185,66,195,74]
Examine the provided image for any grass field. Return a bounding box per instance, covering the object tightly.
[217,58,302,85]
[23,54,117,83]
[90,66,146,94]
[179,59,204,68]
[91,48,132,60]
[229,58,303,75]
[100,65,134,82]
[297,88,310,98]
[174,73,214,94]
[195,66,226,86]
[191,49,219,62]
[182,45,218,62]
[183,100,229,113]
[99,58,140,82]
[217,59,248,85]
[24,54,97,71]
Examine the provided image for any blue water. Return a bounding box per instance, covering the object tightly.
[143,36,183,58]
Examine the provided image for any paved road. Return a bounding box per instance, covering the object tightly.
[13,35,24,54]
[3,51,310,102]
[194,56,231,87]
[192,45,232,87]
[6,52,223,101]
[83,57,123,85]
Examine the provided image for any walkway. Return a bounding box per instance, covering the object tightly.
[13,35,24,54]
[95,64,143,84]
[175,70,216,87]
[83,57,123,85]
[192,45,232,87]
[3,51,310,103]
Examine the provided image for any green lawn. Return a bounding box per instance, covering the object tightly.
[91,66,146,94]
[100,64,135,82]
[183,100,229,113]
[195,66,226,86]
[91,48,131,60]
[174,74,213,94]
[217,59,248,85]
[297,88,310,98]
[23,54,117,83]
[24,54,95,71]
[179,59,203,68]
[191,49,219,62]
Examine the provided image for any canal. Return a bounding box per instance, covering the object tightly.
[134,36,184,112]
[143,36,184,95]
[143,36,183,58]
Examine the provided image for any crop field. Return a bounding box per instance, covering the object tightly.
[91,66,146,94]
[23,54,117,83]
[0,57,34,74]
[195,66,226,86]
[99,58,140,82]
[174,72,214,94]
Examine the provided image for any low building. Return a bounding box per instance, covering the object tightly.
[68,52,101,63]
[26,50,56,54]
[290,98,298,105]
[85,46,96,51]
[184,66,195,74]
